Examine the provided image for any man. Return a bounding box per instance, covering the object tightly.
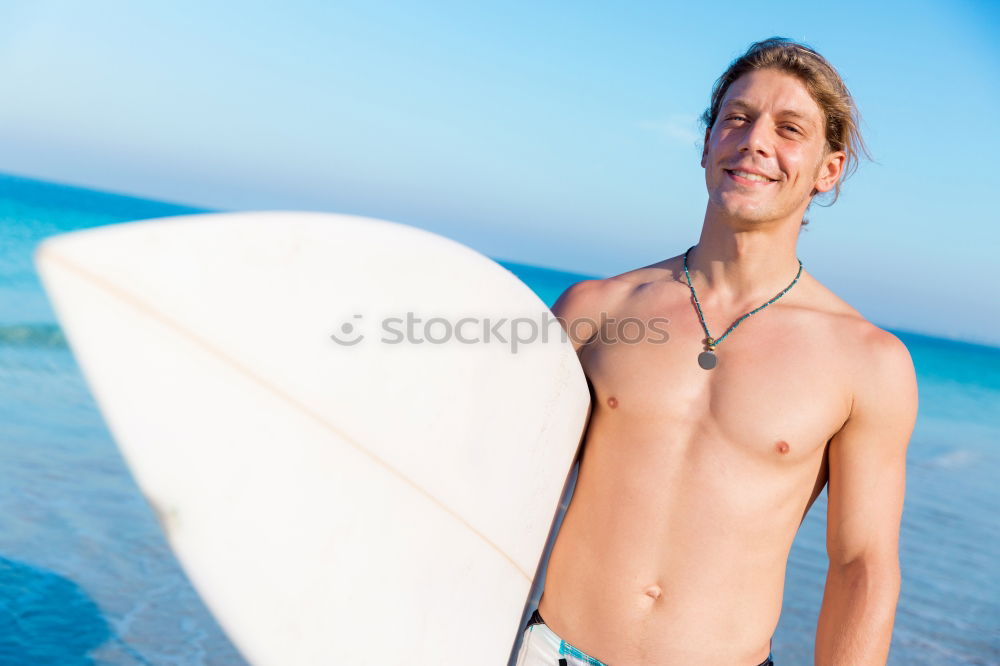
[514,37,919,665]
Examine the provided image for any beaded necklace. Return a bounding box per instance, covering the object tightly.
[683,245,803,370]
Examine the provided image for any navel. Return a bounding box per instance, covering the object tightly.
[775,440,790,454]
[606,396,618,409]
[643,584,662,600]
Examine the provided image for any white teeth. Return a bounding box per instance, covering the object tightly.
[730,170,774,183]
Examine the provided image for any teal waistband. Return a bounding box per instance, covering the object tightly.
[559,638,610,666]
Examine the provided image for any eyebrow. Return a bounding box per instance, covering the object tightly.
[723,99,818,129]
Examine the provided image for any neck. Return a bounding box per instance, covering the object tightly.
[686,216,803,309]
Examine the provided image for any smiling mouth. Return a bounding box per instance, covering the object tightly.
[725,169,778,185]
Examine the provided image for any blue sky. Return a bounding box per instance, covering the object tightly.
[0,1,998,345]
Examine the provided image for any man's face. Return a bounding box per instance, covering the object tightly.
[700,68,845,226]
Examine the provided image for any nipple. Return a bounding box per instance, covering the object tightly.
[643,584,662,600]
[607,396,618,409]
[775,440,790,454]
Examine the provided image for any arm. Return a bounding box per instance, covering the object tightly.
[550,278,620,456]
[816,329,919,665]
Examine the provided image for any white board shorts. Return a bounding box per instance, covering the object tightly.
[514,609,775,665]
[514,618,609,666]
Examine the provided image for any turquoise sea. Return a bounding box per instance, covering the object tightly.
[0,173,997,665]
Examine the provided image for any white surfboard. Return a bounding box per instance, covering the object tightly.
[33,211,591,665]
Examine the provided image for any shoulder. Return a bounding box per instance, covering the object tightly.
[552,275,632,310]
[552,254,685,319]
[551,255,681,351]
[790,273,918,424]
[793,273,899,356]
[550,276,633,350]
[849,323,919,416]
[802,272,917,400]
[815,290,919,442]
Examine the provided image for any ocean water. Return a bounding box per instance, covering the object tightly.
[0,173,997,665]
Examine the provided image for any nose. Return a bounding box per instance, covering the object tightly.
[737,117,773,157]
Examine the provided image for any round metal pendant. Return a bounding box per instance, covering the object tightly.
[698,350,718,370]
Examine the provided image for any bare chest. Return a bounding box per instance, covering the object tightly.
[579,292,853,464]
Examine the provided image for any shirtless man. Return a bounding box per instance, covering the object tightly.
[514,38,919,665]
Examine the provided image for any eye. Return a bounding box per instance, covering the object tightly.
[782,125,800,134]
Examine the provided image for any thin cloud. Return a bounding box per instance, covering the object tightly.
[638,113,702,148]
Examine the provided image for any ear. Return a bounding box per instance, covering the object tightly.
[813,149,846,194]
[700,127,712,168]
